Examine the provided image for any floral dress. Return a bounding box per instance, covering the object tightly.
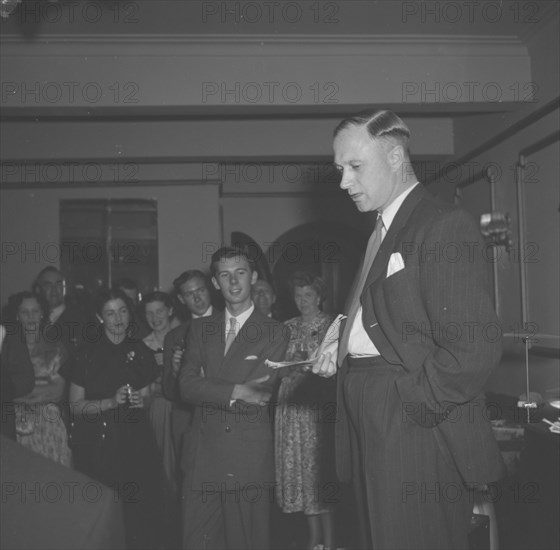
[275,311,336,514]
[16,338,72,467]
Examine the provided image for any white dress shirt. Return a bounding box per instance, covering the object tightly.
[348,183,419,356]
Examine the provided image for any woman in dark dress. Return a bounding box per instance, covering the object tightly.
[68,288,162,550]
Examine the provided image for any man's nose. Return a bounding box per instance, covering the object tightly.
[339,169,352,189]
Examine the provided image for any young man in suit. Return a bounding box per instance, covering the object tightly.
[162,270,216,458]
[313,110,505,549]
[161,270,216,547]
[179,247,288,550]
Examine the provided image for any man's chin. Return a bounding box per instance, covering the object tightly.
[355,201,371,212]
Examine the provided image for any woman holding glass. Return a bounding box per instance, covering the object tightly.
[68,288,162,549]
[275,271,337,550]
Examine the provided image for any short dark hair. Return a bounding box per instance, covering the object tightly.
[35,266,62,281]
[33,267,63,295]
[334,109,411,154]
[210,246,255,277]
[94,288,134,318]
[172,270,209,292]
[141,291,173,311]
[288,270,327,307]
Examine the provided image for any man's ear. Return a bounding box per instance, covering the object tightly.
[177,294,185,305]
[388,144,406,172]
[95,313,103,324]
[251,271,258,285]
[211,276,220,290]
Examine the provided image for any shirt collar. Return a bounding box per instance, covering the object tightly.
[49,303,66,323]
[379,182,419,232]
[225,303,254,331]
[192,305,213,319]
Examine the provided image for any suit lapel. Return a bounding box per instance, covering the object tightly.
[203,313,226,376]
[362,184,425,292]
[219,310,263,377]
[225,309,258,359]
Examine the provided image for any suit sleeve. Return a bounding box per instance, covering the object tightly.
[395,209,502,426]
[179,322,236,407]
[179,319,288,407]
[162,326,187,402]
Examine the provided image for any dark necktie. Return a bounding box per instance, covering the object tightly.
[224,317,237,355]
[338,214,384,363]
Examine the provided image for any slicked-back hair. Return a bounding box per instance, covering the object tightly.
[34,266,62,283]
[172,270,209,293]
[334,109,411,154]
[210,246,255,277]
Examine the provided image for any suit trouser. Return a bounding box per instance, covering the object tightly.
[182,485,271,550]
[343,358,472,550]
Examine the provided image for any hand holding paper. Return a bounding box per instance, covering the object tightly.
[311,313,344,378]
[264,314,344,377]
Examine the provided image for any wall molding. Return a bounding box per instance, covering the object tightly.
[425,97,560,184]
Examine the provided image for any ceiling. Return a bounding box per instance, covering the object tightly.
[0,0,558,181]
[0,0,554,39]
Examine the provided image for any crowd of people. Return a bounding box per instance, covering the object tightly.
[0,259,340,550]
[1,110,505,550]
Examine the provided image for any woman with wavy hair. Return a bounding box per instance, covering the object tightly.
[275,271,337,550]
[8,291,72,466]
[68,288,162,549]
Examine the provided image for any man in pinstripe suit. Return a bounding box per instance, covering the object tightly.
[313,110,505,549]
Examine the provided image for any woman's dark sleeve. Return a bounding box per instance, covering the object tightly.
[1,334,34,397]
[136,342,160,388]
[66,345,89,388]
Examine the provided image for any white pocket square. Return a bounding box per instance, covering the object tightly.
[244,355,258,360]
[387,252,405,278]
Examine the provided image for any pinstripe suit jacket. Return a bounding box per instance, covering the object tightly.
[336,184,506,485]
